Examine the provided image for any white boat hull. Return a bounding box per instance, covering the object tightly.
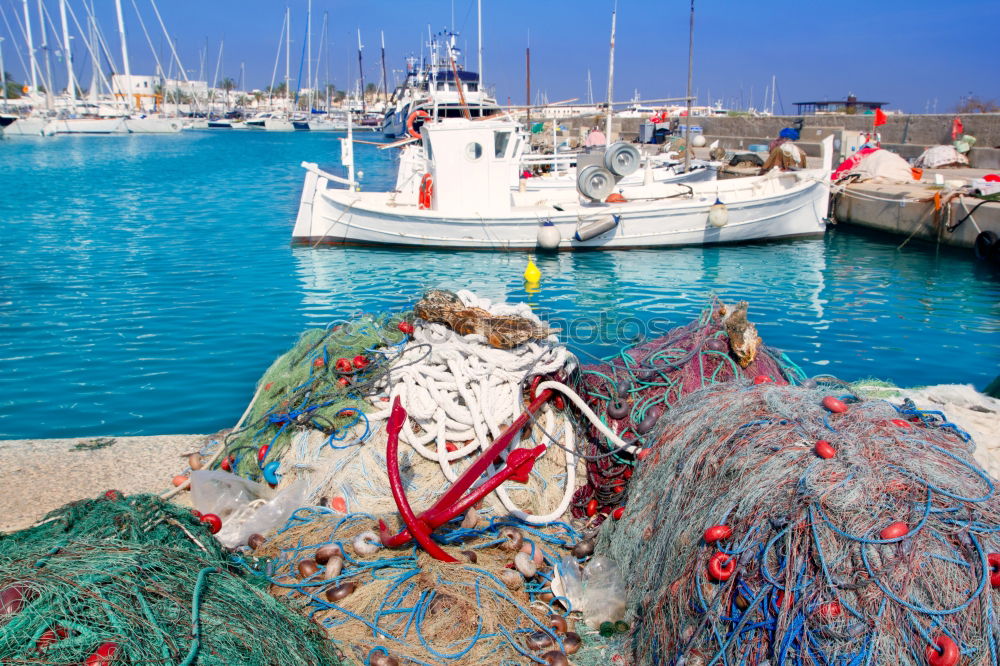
[247,118,294,131]
[125,117,182,133]
[48,117,128,134]
[3,117,54,136]
[293,170,830,250]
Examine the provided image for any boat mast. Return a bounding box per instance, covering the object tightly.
[0,37,7,106]
[58,0,74,100]
[476,0,483,90]
[35,0,53,109]
[380,30,387,105]
[285,6,291,112]
[87,2,97,100]
[114,0,131,111]
[605,3,616,141]
[356,28,364,113]
[306,0,311,112]
[683,0,694,171]
[770,74,776,115]
[21,0,37,93]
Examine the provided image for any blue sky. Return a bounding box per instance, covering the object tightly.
[3,0,998,113]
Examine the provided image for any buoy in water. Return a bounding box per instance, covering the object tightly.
[536,220,561,250]
[708,199,729,228]
[524,260,542,282]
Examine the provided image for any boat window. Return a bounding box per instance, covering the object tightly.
[494,131,511,158]
[467,83,478,92]
[465,142,483,161]
[437,82,447,91]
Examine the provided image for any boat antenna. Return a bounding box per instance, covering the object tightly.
[683,0,694,172]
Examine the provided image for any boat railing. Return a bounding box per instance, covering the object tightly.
[301,161,353,188]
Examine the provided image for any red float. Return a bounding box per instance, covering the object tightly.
[103,490,122,500]
[220,456,233,471]
[200,514,222,534]
[330,496,348,513]
[822,396,848,413]
[815,601,843,619]
[445,441,458,453]
[36,625,68,651]
[84,642,119,666]
[879,521,909,540]
[586,499,599,517]
[988,553,1000,588]
[707,552,735,582]
[398,321,414,335]
[337,377,350,387]
[925,635,959,666]
[352,355,369,369]
[190,509,202,519]
[335,358,353,373]
[703,525,733,544]
[637,449,653,461]
[753,375,772,385]
[171,475,188,487]
[312,357,325,368]
[264,382,273,391]
[257,444,269,464]
[612,507,625,520]
[890,418,911,428]
[815,440,836,459]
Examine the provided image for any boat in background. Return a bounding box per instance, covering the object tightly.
[246,112,294,131]
[293,118,833,250]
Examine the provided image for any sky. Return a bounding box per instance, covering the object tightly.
[2,0,998,113]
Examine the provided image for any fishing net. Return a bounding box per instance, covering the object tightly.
[0,493,339,665]
[241,507,620,665]
[566,301,805,522]
[599,379,1000,665]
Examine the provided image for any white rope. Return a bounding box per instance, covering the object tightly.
[536,380,638,455]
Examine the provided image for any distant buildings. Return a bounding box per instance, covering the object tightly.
[794,94,888,116]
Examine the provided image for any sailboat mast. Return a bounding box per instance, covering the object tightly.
[356,28,364,113]
[380,30,387,105]
[770,74,776,115]
[476,0,483,89]
[114,0,132,110]
[684,0,694,171]
[36,0,53,108]
[306,0,311,112]
[21,0,37,92]
[58,0,75,100]
[605,4,616,141]
[285,7,290,108]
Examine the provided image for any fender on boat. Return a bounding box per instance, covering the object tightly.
[574,215,620,242]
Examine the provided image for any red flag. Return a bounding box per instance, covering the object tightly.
[951,116,964,140]
[873,108,887,126]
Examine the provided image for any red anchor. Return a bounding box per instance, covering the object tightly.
[380,387,553,562]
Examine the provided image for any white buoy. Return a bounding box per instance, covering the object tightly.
[692,134,707,148]
[536,221,561,250]
[708,199,729,228]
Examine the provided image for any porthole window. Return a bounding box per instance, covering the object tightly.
[465,142,483,161]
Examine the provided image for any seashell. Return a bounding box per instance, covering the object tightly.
[525,630,554,651]
[247,533,265,550]
[315,544,342,565]
[188,453,203,470]
[547,614,568,634]
[325,582,356,602]
[563,632,582,655]
[499,569,523,590]
[572,540,595,558]
[500,527,524,551]
[543,650,570,666]
[352,531,380,556]
[298,559,319,579]
[323,556,343,580]
[461,509,479,529]
[514,552,537,577]
[461,550,478,564]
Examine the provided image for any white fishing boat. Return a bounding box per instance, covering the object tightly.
[293,118,833,250]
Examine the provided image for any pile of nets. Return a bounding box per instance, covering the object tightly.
[0,493,338,664]
[566,301,805,521]
[240,507,617,665]
[600,378,1000,664]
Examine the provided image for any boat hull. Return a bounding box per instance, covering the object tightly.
[3,117,54,136]
[293,171,829,250]
[48,118,128,134]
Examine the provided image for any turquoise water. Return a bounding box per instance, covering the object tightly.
[1,131,998,439]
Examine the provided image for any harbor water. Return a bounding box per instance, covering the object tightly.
[1,131,998,439]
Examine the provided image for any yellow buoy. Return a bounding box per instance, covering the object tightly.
[523,259,541,283]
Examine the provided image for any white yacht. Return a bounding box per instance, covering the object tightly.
[245,112,294,131]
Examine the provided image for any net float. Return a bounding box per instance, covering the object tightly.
[325,581,356,602]
[525,630,554,650]
[264,382,273,391]
[323,556,344,580]
[257,444,269,464]
[369,651,399,666]
[460,508,479,529]
[190,509,202,519]
[707,552,735,582]
[247,533,265,550]
[880,521,909,540]
[83,642,118,666]
[635,408,662,435]
[520,542,545,565]
[188,453,203,470]
[352,531,381,555]
[543,650,569,666]
[461,550,477,563]
[445,441,457,453]
[298,559,319,578]
[397,321,414,334]
[312,357,325,368]
[553,395,566,410]
[337,377,350,387]
[171,475,188,487]
[315,543,342,565]
[753,375,772,385]
[335,357,353,373]
[102,490,123,500]
[200,513,222,534]
[891,418,911,428]
[703,525,732,544]
[499,569,523,590]
[263,461,281,485]
[563,632,582,655]
[704,338,728,352]
[220,456,233,471]
[988,553,1000,587]
[36,625,68,651]
[547,614,568,633]
[822,396,848,413]
[606,399,630,420]
[613,507,626,520]
[514,552,537,577]
[925,635,959,666]
[330,496,347,513]
[1,582,37,616]
[815,440,836,459]
[815,601,843,619]
[352,355,368,368]
[586,499,599,517]
[572,540,595,558]
[500,527,524,551]
[637,448,653,461]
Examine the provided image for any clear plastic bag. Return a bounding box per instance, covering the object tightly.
[190,471,308,549]
[551,554,627,627]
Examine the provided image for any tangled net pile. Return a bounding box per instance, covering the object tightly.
[239,507,603,665]
[0,493,337,665]
[600,379,1000,665]
[567,301,806,521]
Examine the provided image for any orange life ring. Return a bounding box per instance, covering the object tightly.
[21,85,29,94]
[419,173,433,209]
[407,110,431,139]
